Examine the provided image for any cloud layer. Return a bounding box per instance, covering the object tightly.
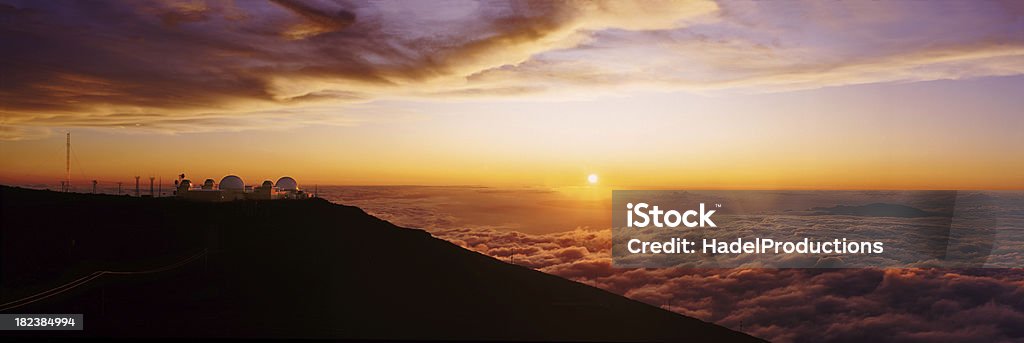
[432,227,1024,343]
[322,186,1024,342]
[2,0,1023,139]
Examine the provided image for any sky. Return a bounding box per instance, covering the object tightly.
[1,0,1023,189]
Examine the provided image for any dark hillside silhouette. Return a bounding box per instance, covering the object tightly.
[0,186,763,341]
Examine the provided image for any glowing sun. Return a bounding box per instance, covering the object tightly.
[587,174,599,184]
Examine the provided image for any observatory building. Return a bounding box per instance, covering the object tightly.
[174,175,310,202]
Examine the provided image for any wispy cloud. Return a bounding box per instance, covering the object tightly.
[1,0,1022,139]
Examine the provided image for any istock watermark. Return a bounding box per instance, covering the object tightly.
[626,202,718,228]
[611,190,1020,269]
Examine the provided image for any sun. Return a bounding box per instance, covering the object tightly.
[587,174,598,184]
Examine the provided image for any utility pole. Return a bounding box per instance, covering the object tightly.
[158,177,162,197]
[117,182,123,195]
[92,180,97,193]
[65,132,71,192]
[135,176,140,197]
[149,176,155,197]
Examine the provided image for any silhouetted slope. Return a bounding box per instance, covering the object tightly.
[0,186,763,342]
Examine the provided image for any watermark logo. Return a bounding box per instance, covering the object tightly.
[626,202,720,228]
[612,190,1009,269]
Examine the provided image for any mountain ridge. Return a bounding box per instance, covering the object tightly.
[0,186,764,342]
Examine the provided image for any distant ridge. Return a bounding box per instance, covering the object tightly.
[0,186,764,342]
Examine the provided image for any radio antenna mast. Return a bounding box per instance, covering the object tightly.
[65,132,71,192]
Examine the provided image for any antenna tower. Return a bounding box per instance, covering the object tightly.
[65,132,71,192]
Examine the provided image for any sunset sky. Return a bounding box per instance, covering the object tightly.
[2,0,1023,189]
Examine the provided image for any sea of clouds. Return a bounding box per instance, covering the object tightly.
[321,186,1024,342]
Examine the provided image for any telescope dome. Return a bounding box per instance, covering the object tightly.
[276,176,298,191]
[219,175,245,190]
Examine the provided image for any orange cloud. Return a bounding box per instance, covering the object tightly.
[1,1,1022,140]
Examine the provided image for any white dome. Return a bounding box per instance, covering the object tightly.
[276,176,298,191]
[219,175,245,190]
